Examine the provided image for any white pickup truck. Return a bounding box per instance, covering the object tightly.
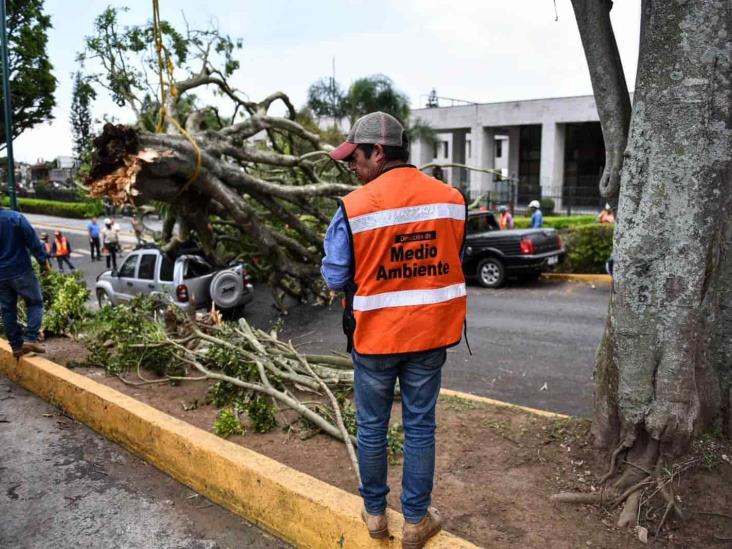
[95,247,254,316]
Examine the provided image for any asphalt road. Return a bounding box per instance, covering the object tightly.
[25,213,140,295]
[0,376,288,549]
[271,278,610,417]
[24,212,610,416]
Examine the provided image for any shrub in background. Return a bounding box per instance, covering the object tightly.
[2,197,104,218]
[559,223,615,273]
[513,215,596,230]
[540,197,555,215]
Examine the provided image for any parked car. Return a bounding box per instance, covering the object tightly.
[95,246,254,315]
[462,211,565,288]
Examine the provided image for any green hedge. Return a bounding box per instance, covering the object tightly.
[2,197,104,219]
[558,223,615,273]
[514,215,596,230]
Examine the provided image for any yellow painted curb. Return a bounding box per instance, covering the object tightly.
[439,388,570,419]
[0,341,476,549]
[542,272,612,284]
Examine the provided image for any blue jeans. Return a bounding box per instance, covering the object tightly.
[353,348,445,523]
[0,270,44,351]
[56,256,75,271]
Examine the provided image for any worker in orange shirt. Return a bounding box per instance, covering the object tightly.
[39,232,54,258]
[52,231,75,272]
[498,205,514,229]
[597,203,615,224]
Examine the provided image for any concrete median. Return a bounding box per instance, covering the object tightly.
[542,272,611,284]
[0,341,476,548]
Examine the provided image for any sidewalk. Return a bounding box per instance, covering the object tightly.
[0,375,288,549]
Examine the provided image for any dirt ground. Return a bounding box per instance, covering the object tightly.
[44,338,732,548]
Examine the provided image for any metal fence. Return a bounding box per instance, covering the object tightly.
[473,179,606,216]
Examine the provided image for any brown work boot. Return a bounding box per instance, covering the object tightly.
[361,508,389,539]
[12,347,28,359]
[402,507,442,549]
[22,341,46,354]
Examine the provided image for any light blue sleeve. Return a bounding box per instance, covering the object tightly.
[531,210,543,228]
[321,207,353,290]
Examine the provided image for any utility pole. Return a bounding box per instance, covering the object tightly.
[0,0,17,210]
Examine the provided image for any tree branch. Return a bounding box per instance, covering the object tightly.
[570,0,632,208]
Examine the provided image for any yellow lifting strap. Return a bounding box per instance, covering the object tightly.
[152,0,202,198]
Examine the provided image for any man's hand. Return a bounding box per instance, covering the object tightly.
[41,261,51,275]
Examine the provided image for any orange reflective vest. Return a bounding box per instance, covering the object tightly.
[55,238,69,257]
[499,211,513,230]
[341,166,467,355]
[43,242,53,255]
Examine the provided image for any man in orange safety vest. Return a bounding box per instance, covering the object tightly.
[322,112,467,547]
[52,231,75,272]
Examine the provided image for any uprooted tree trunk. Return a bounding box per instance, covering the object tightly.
[555,0,732,532]
[86,89,358,304]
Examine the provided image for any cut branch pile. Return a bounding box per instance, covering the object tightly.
[95,302,360,480]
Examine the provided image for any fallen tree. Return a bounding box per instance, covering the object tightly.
[80,7,356,303]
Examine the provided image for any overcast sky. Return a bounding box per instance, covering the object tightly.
[12,0,641,163]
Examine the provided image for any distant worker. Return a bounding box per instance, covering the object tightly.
[101,218,120,270]
[131,216,144,246]
[52,231,75,272]
[597,203,615,224]
[498,205,514,230]
[528,200,543,228]
[0,207,50,358]
[322,112,466,547]
[88,217,102,261]
[40,232,54,259]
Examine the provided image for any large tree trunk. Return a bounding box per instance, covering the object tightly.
[592,0,731,458]
[554,1,731,528]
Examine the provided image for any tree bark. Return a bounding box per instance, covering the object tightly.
[591,1,731,456]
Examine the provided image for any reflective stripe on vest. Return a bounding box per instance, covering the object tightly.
[352,282,466,312]
[341,166,467,355]
[349,203,466,234]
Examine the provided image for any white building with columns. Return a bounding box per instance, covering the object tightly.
[409,94,607,212]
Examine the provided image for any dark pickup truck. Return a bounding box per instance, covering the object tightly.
[462,211,565,288]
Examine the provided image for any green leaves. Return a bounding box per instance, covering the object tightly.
[244,397,278,433]
[80,296,176,376]
[0,0,57,145]
[307,74,411,124]
[1,197,104,219]
[40,270,89,335]
[213,407,244,439]
[79,6,243,116]
[560,224,615,274]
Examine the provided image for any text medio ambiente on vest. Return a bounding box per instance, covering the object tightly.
[376,241,452,281]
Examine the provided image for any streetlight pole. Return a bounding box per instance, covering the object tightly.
[0,0,17,211]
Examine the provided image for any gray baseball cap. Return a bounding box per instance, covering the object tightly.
[329,111,406,161]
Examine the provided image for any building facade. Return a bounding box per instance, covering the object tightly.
[409,94,607,212]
